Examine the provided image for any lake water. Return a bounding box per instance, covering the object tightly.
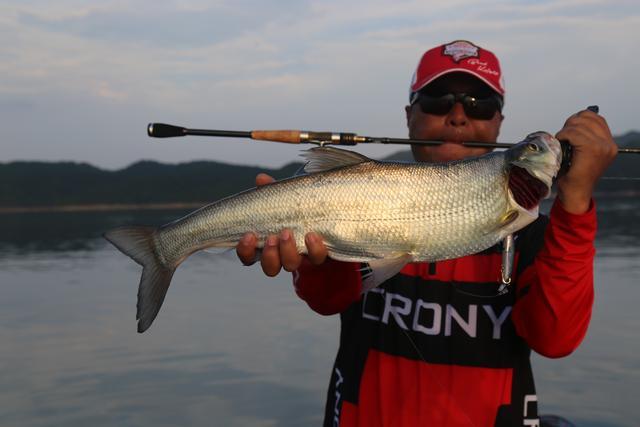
[1,198,639,427]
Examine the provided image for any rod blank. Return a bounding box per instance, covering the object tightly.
[146,122,640,153]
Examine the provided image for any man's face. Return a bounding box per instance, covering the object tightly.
[405,72,503,163]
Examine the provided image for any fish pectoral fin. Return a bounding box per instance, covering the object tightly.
[302,146,371,173]
[361,254,412,292]
[500,209,519,227]
[484,209,519,236]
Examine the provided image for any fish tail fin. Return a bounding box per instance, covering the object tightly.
[104,226,175,333]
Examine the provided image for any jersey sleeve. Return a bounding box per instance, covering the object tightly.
[293,258,362,315]
[512,198,597,358]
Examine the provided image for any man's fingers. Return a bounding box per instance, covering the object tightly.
[561,110,610,142]
[256,173,275,187]
[261,234,282,276]
[305,232,328,265]
[555,112,617,214]
[556,122,616,159]
[556,125,590,149]
[279,229,302,272]
[236,233,259,265]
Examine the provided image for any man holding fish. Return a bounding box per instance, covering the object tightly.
[236,40,617,426]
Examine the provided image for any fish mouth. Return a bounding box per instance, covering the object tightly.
[508,166,550,210]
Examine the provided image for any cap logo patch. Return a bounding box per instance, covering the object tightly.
[443,40,479,62]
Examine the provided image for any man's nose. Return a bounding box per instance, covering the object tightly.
[447,102,468,127]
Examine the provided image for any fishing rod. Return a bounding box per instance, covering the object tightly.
[148,122,524,149]
[146,119,640,155]
[147,106,640,177]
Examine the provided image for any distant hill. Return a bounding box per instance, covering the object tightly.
[596,131,640,194]
[613,130,640,147]
[1,132,638,208]
[0,160,303,208]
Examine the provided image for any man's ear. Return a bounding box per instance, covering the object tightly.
[494,113,505,138]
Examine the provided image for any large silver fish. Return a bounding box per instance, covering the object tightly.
[105,131,561,332]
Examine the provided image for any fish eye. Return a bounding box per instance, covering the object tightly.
[527,143,540,152]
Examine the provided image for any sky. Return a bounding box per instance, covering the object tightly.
[1,0,639,170]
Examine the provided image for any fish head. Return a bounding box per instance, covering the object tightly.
[505,131,562,210]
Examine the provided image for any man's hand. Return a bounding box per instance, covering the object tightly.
[555,109,618,214]
[235,173,329,276]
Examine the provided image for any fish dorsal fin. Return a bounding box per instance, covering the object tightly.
[302,147,371,173]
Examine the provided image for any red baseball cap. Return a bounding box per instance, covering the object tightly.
[409,40,505,100]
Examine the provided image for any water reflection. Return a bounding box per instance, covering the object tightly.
[2,349,321,427]
[0,209,191,255]
[594,197,640,256]
[41,359,319,427]
[0,223,337,427]
[0,197,639,427]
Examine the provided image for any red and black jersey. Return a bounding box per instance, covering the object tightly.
[294,200,596,427]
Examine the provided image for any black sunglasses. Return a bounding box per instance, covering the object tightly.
[410,92,503,120]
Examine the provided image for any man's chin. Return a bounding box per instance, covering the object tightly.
[412,143,489,163]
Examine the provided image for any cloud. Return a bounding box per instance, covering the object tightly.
[1,0,639,168]
[16,0,308,48]
[94,81,128,101]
